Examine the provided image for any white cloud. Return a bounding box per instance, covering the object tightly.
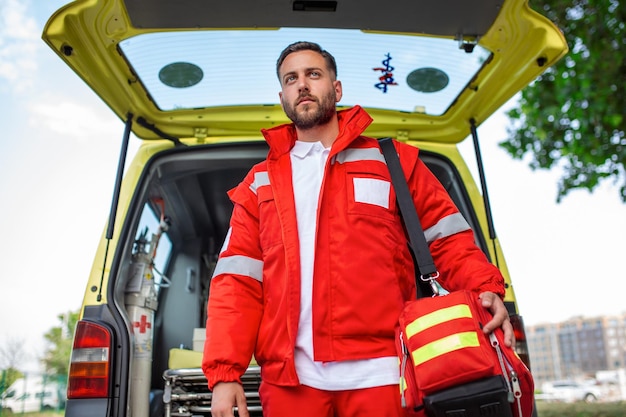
[0,0,40,91]
[27,94,121,143]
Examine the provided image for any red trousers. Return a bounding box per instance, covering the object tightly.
[258,382,415,417]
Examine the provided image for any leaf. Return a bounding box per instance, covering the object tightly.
[500,0,626,202]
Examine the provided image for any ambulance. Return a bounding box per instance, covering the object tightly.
[42,0,568,416]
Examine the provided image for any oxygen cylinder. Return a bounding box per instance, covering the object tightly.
[124,219,167,417]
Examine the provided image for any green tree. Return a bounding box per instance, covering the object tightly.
[501,0,625,202]
[42,310,79,377]
[0,338,26,394]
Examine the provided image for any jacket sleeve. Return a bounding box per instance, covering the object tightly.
[398,141,505,297]
[202,168,264,390]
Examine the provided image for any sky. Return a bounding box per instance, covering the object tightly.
[1,0,625,374]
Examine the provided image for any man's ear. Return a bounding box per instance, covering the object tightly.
[278,91,284,108]
[334,80,343,103]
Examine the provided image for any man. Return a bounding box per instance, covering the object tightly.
[202,41,513,417]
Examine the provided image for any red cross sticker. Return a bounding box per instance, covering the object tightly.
[133,315,152,334]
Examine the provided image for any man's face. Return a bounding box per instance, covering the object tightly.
[278,50,342,130]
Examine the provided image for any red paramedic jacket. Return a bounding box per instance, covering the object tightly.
[202,106,505,389]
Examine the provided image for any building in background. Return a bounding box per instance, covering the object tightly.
[527,312,626,400]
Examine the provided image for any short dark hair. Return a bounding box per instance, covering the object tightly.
[276,41,337,82]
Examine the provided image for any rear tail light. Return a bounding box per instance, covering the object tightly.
[68,320,112,399]
[509,314,532,370]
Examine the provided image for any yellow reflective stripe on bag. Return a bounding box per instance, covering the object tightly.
[405,304,473,338]
[411,331,481,366]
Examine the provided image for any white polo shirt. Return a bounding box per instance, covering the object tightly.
[290,140,399,390]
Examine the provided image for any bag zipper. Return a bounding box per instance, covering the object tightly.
[489,332,524,416]
[510,370,523,416]
[399,331,409,408]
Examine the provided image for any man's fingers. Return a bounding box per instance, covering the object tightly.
[479,291,515,347]
[211,382,247,417]
[235,387,250,417]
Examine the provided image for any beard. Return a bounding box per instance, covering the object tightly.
[283,90,337,130]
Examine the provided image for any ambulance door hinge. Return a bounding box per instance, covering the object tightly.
[194,127,208,144]
[396,130,409,142]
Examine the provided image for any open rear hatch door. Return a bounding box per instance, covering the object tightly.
[43,0,567,143]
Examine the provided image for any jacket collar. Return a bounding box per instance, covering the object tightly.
[261,106,373,160]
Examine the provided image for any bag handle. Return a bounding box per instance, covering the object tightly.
[378,137,439,298]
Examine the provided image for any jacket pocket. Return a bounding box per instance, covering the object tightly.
[346,169,397,221]
[256,185,282,250]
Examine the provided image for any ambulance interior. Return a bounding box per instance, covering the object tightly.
[114,140,487,415]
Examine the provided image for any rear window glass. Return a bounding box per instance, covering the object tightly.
[118,28,490,115]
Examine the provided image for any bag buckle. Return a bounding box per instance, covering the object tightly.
[420,272,440,296]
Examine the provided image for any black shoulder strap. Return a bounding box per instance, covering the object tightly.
[378,137,438,298]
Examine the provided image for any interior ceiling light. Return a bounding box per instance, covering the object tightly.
[406,67,449,93]
[159,62,204,88]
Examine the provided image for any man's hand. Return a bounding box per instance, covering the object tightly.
[478,291,515,348]
[211,382,249,417]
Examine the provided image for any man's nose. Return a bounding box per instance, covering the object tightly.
[297,77,310,92]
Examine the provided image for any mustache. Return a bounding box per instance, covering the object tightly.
[297,94,317,105]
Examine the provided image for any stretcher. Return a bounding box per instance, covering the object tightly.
[162,366,263,417]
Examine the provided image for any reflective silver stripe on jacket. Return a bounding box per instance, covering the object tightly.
[212,255,264,282]
[424,213,471,243]
[334,147,385,164]
[249,171,270,194]
[219,227,233,255]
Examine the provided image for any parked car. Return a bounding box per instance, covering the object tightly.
[540,380,602,403]
[42,0,567,416]
[0,376,66,413]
